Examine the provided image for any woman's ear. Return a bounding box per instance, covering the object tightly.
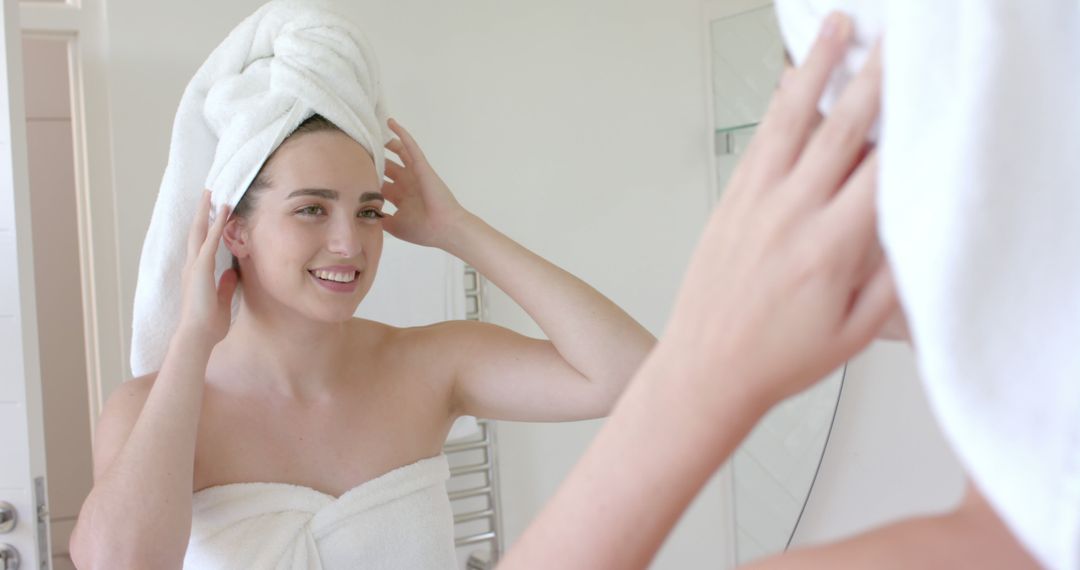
[222,217,250,258]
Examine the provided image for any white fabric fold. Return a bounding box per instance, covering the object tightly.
[184,455,456,569]
[774,2,1080,568]
[131,0,391,377]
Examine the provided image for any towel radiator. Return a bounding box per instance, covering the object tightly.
[444,265,504,568]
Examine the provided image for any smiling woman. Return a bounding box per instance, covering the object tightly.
[66,2,656,569]
[222,115,387,320]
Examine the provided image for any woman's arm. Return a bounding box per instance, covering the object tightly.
[382,121,655,420]
[501,13,898,568]
[743,485,1040,570]
[70,192,237,570]
[69,336,212,570]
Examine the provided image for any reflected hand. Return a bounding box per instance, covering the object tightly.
[177,190,238,345]
[664,16,896,408]
[381,119,469,248]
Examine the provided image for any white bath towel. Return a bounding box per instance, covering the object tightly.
[130,0,391,377]
[775,2,1080,568]
[183,455,457,569]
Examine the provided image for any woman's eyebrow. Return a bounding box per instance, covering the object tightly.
[288,188,338,200]
[286,188,384,203]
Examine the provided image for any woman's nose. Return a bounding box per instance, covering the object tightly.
[326,216,363,257]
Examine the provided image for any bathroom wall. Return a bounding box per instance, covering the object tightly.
[99,0,728,567]
[790,341,967,545]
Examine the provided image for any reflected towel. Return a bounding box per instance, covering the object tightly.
[775,2,1080,568]
[183,455,456,569]
[131,0,391,377]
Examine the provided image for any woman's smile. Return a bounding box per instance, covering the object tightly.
[308,264,362,293]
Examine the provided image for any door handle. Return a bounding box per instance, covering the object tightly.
[0,544,17,570]
[0,503,14,534]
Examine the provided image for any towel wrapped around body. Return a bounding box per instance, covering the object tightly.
[183,455,456,569]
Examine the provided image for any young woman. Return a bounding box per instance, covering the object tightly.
[69,115,655,569]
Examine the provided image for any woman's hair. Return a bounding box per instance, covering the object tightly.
[232,113,343,220]
[230,113,343,272]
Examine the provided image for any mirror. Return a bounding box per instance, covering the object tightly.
[706,2,847,564]
[19,0,839,567]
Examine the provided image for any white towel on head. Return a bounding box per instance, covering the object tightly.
[775,2,1080,569]
[130,0,391,377]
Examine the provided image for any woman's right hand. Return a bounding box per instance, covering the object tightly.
[662,13,895,410]
[177,190,238,345]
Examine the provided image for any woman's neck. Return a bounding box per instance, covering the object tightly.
[209,298,363,401]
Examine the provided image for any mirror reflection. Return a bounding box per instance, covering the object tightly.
[18,1,889,569]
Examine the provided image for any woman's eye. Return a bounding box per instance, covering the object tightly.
[297,205,325,216]
[359,209,385,220]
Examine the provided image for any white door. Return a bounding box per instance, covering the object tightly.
[0,0,52,568]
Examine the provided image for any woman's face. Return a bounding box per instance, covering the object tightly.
[227,130,385,323]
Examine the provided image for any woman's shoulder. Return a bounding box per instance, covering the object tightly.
[351,317,466,337]
[351,318,490,354]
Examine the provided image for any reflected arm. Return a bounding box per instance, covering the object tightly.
[442,212,656,421]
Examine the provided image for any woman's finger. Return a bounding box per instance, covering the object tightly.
[823,149,879,264]
[198,204,231,262]
[379,210,400,235]
[384,159,405,180]
[386,138,410,163]
[187,190,212,263]
[839,259,897,350]
[754,12,853,172]
[791,41,882,204]
[380,181,402,203]
[388,118,429,165]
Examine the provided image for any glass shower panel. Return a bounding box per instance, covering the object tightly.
[709,4,846,565]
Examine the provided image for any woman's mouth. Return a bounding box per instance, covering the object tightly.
[308,268,361,293]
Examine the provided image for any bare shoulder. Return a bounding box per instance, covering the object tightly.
[358,319,510,380]
[92,373,157,479]
[362,318,495,352]
[399,319,504,342]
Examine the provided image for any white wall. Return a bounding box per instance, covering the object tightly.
[102,0,728,566]
[791,343,967,545]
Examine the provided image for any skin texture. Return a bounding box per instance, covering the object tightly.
[70,120,656,569]
[499,13,1039,570]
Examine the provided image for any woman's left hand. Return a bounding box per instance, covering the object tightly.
[381,118,470,248]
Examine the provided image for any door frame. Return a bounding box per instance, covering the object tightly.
[2,0,49,566]
[21,0,123,434]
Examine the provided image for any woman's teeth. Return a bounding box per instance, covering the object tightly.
[311,269,357,283]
